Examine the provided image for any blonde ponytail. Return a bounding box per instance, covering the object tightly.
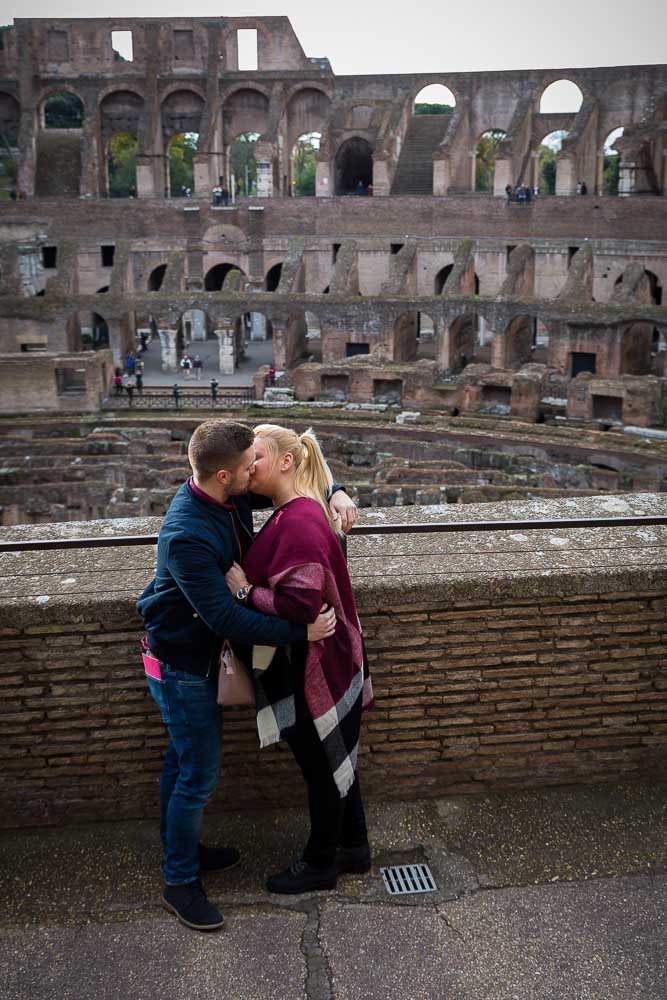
[253,423,339,532]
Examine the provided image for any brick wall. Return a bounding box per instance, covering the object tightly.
[0,495,665,828]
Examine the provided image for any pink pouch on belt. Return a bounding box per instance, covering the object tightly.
[141,635,162,681]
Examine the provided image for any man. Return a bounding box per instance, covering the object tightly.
[137,420,356,932]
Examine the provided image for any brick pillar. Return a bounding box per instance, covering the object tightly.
[158,328,178,372]
[79,116,100,198]
[214,328,236,374]
[316,159,332,197]
[136,155,156,198]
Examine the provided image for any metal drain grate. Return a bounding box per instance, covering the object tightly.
[380,864,437,895]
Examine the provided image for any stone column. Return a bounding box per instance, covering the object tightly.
[79,116,100,199]
[193,154,212,197]
[618,160,635,196]
[372,155,390,197]
[493,158,511,196]
[136,155,156,199]
[433,157,450,197]
[490,329,506,369]
[316,159,332,197]
[158,328,178,372]
[214,328,236,375]
[555,155,575,196]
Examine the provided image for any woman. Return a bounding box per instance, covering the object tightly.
[225,424,373,895]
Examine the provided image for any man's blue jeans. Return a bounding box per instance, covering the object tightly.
[147,663,222,885]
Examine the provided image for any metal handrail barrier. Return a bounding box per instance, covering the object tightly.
[1,514,666,553]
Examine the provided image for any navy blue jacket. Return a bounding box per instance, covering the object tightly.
[137,481,308,675]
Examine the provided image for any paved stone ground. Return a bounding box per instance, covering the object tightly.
[1,781,665,1000]
[135,336,273,387]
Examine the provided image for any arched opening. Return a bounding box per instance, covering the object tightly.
[615,269,663,305]
[417,312,437,360]
[413,84,456,115]
[291,131,321,196]
[148,264,167,292]
[539,80,583,114]
[204,262,243,291]
[36,91,84,197]
[0,93,20,199]
[223,88,269,146]
[175,310,218,377]
[107,132,137,198]
[265,262,283,292]
[393,312,419,361]
[229,131,259,197]
[539,131,569,195]
[305,311,322,361]
[533,320,550,364]
[334,136,373,195]
[43,91,84,129]
[620,321,654,375]
[475,130,506,192]
[435,264,479,296]
[505,315,534,368]
[603,128,624,196]
[71,311,109,351]
[435,264,454,295]
[168,132,199,197]
[448,314,478,372]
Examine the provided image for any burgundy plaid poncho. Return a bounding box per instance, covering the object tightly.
[244,496,373,797]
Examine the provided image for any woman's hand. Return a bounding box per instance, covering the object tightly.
[307,604,337,641]
[329,491,357,533]
[225,561,249,595]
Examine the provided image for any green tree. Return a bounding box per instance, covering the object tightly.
[230,132,259,197]
[44,91,84,129]
[293,137,317,196]
[414,103,454,115]
[539,146,557,195]
[603,154,620,195]
[169,132,198,196]
[108,132,137,197]
[475,130,506,192]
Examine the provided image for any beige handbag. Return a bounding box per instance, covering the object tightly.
[217,642,255,707]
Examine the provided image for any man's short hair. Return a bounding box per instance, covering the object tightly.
[188,420,253,479]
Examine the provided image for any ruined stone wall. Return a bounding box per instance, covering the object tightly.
[0,495,665,828]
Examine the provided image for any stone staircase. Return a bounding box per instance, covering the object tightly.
[390,116,448,195]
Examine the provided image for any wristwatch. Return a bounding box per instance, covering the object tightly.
[236,585,251,602]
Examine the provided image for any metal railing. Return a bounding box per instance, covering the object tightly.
[102,387,256,410]
[2,514,666,553]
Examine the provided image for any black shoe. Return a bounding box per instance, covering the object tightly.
[266,856,337,895]
[161,879,224,931]
[336,844,372,875]
[199,843,241,874]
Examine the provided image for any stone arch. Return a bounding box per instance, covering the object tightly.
[0,92,20,145]
[204,262,245,291]
[474,129,507,192]
[435,264,480,296]
[412,83,457,113]
[504,315,534,369]
[69,309,110,352]
[291,131,321,196]
[148,264,168,292]
[99,89,144,135]
[620,321,654,375]
[444,313,478,372]
[223,87,270,142]
[176,307,217,367]
[615,268,663,305]
[539,79,584,114]
[40,88,85,129]
[0,92,20,195]
[286,87,331,149]
[601,126,624,196]
[161,88,205,141]
[334,136,373,195]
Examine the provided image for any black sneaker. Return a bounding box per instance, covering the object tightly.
[161,879,224,931]
[336,844,372,875]
[199,843,241,873]
[266,856,337,895]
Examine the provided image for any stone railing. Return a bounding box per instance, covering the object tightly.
[0,494,665,828]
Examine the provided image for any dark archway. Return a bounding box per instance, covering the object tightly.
[449,314,477,372]
[435,264,454,295]
[265,262,283,291]
[204,262,242,291]
[505,315,534,368]
[334,137,373,195]
[148,264,167,291]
